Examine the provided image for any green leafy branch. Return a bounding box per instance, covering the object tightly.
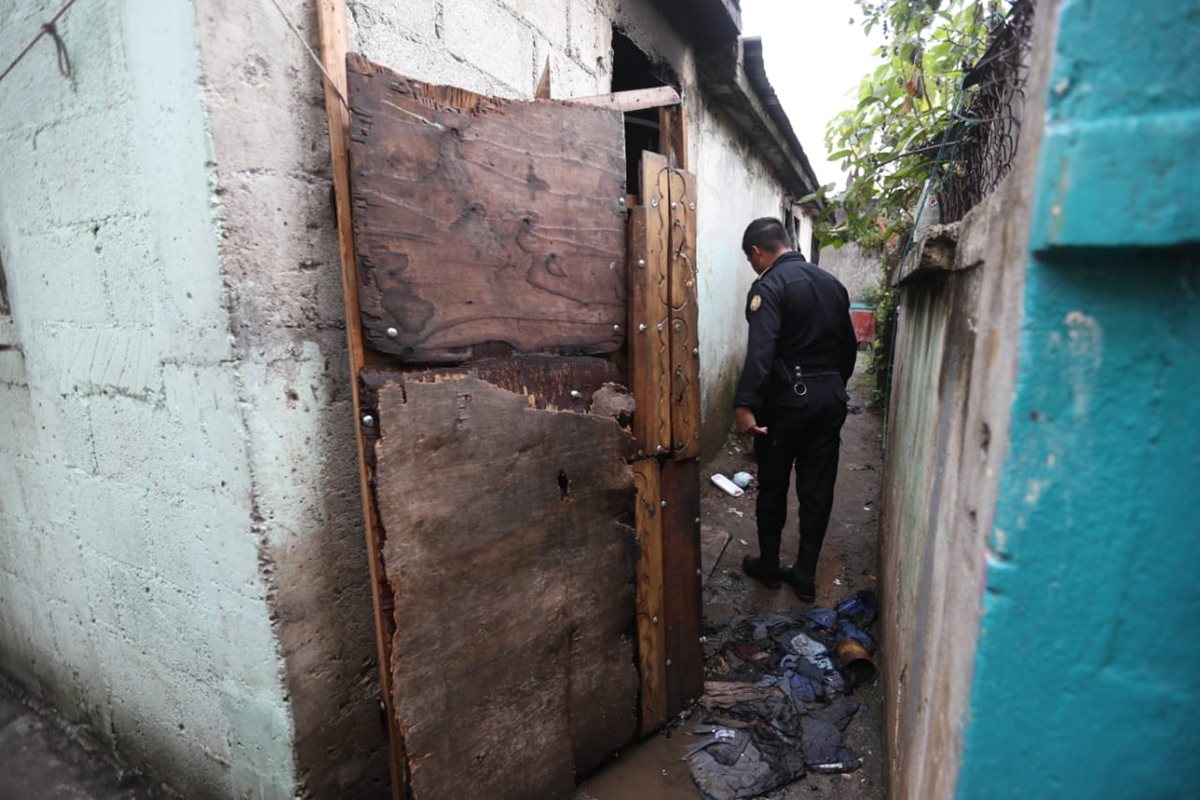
[811,1,1008,253]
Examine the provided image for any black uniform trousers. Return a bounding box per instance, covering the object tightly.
[752,378,848,580]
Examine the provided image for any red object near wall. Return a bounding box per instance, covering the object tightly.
[850,306,877,345]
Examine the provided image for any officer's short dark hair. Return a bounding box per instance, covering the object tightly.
[742,217,791,255]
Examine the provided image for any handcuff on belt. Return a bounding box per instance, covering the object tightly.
[791,365,808,397]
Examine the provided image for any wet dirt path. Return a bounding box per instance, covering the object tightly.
[577,366,885,800]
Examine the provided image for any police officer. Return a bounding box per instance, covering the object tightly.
[733,217,858,602]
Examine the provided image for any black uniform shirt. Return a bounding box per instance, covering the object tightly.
[733,252,858,413]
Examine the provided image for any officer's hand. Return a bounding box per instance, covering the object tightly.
[734,407,767,437]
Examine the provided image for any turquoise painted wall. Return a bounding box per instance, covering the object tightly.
[957,1,1200,797]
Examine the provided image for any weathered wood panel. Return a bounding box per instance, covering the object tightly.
[346,53,629,362]
[626,203,670,455]
[361,355,623,419]
[632,459,667,733]
[668,168,700,459]
[374,377,638,800]
[661,457,704,714]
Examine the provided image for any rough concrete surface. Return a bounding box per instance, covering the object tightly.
[577,365,885,800]
[0,676,174,800]
[1,2,297,797]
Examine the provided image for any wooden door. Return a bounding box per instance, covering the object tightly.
[341,53,701,800]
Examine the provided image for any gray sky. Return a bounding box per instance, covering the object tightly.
[740,0,886,190]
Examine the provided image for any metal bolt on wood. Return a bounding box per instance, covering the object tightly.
[651,197,659,208]
[660,500,667,508]
[361,415,374,427]
[613,324,621,333]
[666,659,672,667]
[689,202,696,210]
[637,258,646,268]
[386,327,398,338]
[619,196,626,206]
[652,616,659,624]
[671,201,678,210]
[638,323,647,333]
[657,322,664,331]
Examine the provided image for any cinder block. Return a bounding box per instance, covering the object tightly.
[104,646,235,798]
[0,0,129,138]
[0,104,143,233]
[568,0,611,64]
[0,227,111,325]
[349,0,441,44]
[502,0,570,48]
[440,0,536,95]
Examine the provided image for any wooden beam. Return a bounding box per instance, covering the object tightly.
[568,85,681,112]
[315,2,406,797]
[632,459,667,733]
[535,56,552,99]
[668,168,701,459]
[659,103,688,170]
[660,458,704,713]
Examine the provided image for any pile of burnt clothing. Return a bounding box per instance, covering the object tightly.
[686,591,877,800]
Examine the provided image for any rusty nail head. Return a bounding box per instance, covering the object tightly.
[386,327,398,338]
[361,414,374,427]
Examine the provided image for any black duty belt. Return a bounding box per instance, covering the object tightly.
[776,361,840,397]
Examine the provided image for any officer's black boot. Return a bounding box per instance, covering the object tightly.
[742,555,782,590]
[780,564,816,602]
[782,535,820,602]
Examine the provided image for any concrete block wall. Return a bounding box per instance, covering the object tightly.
[0,1,297,797]
[819,242,882,303]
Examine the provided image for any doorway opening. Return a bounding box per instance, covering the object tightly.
[611,27,680,195]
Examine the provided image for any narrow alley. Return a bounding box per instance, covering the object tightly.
[577,367,885,800]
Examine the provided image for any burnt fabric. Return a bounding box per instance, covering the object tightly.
[688,592,878,799]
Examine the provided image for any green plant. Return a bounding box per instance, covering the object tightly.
[805,1,1007,251]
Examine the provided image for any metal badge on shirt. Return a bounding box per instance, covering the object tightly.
[749,295,762,312]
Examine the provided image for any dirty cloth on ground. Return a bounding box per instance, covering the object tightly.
[687,590,877,800]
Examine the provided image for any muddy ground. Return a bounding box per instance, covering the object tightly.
[578,367,885,800]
